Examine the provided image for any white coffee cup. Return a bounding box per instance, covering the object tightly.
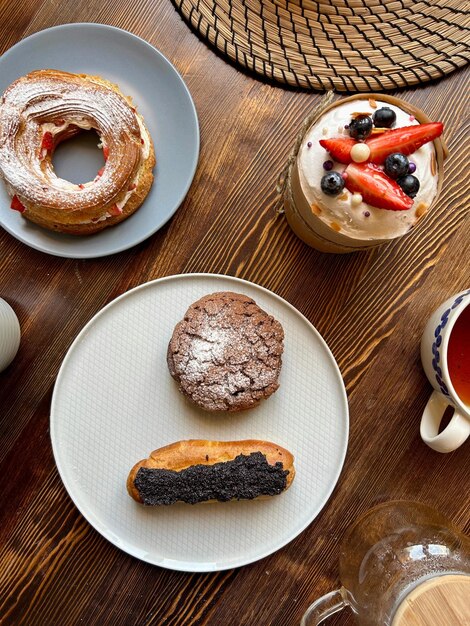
[0,298,21,372]
[420,289,470,453]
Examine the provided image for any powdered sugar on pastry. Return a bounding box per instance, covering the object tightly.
[167,292,284,412]
[0,69,155,234]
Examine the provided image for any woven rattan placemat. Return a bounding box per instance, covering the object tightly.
[172,0,470,91]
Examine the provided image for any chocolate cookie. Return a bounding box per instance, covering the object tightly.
[167,292,284,412]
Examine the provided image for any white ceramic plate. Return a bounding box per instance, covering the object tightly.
[51,274,349,571]
[0,24,199,258]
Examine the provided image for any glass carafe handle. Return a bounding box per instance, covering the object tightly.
[300,589,348,625]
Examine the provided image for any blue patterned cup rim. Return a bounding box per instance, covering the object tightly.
[430,289,470,415]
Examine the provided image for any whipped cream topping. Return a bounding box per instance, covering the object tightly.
[0,70,151,224]
[136,114,151,161]
[298,99,439,240]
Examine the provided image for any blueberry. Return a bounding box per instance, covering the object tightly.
[372,107,396,128]
[384,153,409,180]
[321,171,345,196]
[323,160,334,171]
[349,116,373,140]
[397,174,420,198]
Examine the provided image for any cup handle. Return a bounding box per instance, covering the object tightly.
[300,589,347,625]
[420,391,470,453]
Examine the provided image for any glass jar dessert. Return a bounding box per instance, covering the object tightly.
[283,94,448,253]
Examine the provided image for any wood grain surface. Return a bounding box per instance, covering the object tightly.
[0,1,469,624]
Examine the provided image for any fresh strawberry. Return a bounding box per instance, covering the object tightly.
[344,163,414,211]
[41,131,54,151]
[108,204,123,216]
[103,145,109,160]
[366,122,443,164]
[319,137,356,164]
[10,195,25,213]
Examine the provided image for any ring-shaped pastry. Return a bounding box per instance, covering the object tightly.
[0,69,155,234]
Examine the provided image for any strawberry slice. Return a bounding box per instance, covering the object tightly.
[103,145,109,160]
[108,204,123,216]
[97,166,105,177]
[10,195,25,213]
[319,137,356,164]
[344,163,414,211]
[41,131,54,151]
[366,122,443,164]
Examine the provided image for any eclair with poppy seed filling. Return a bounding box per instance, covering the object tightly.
[127,439,295,506]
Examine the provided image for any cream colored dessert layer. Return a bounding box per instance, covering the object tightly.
[298,100,438,241]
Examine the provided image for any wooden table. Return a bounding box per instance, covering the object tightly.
[0,2,469,624]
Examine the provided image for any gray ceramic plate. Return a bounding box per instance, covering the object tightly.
[0,24,199,258]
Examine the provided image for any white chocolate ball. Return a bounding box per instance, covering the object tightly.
[350,143,371,163]
[351,193,363,207]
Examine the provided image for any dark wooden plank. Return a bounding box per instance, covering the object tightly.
[0,0,469,624]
